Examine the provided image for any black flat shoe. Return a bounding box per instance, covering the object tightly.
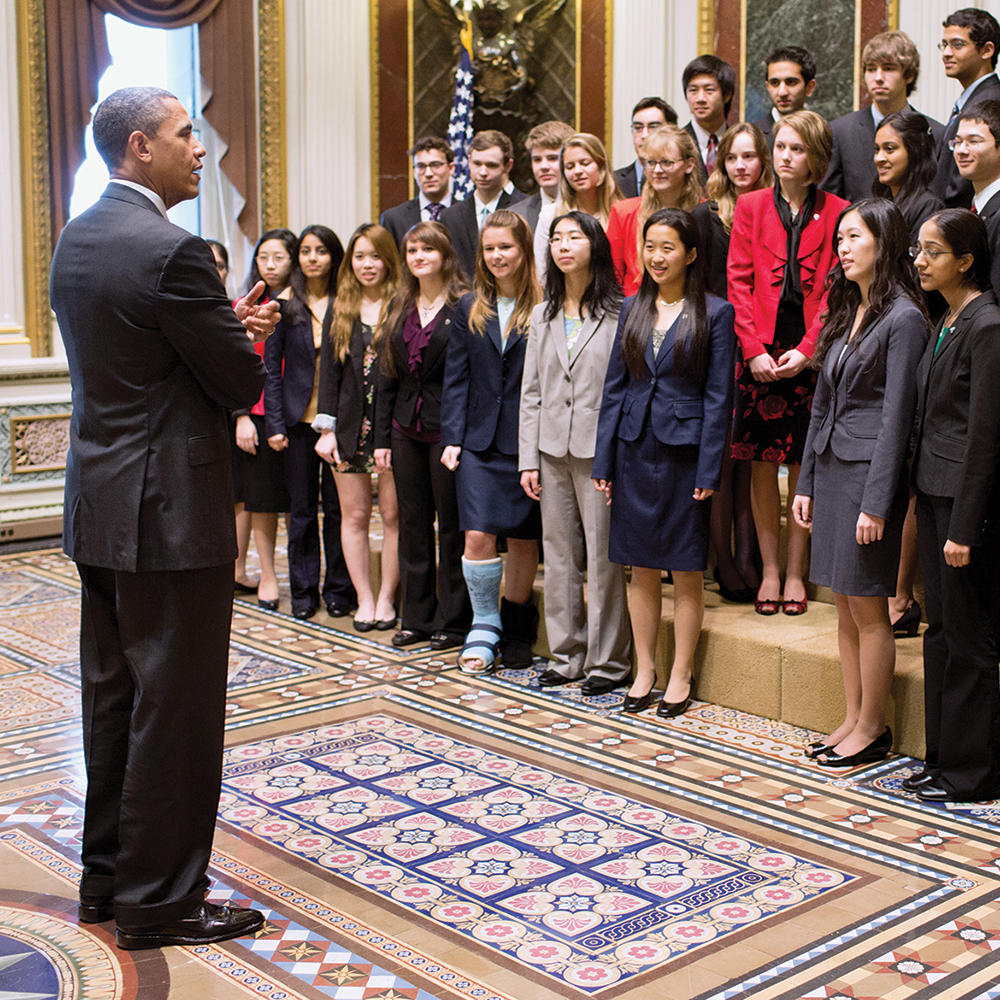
[293,604,319,620]
[392,629,430,647]
[622,689,654,713]
[713,567,755,604]
[537,668,574,687]
[257,597,279,611]
[353,619,376,632]
[816,727,892,768]
[656,679,694,719]
[116,901,264,950]
[79,894,114,923]
[901,769,935,792]
[891,601,921,638]
[376,617,398,631]
[580,675,620,696]
[326,602,355,618]
[429,632,462,650]
[804,739,833,760]
[234,580,258,594]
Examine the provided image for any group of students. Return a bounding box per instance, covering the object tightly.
[214,8,1000,805]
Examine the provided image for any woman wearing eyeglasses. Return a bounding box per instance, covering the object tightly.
[907,208,1000,803]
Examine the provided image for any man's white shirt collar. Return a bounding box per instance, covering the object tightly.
[974,173,1000,214]
[958,72,998,113]
[109,179,167,218]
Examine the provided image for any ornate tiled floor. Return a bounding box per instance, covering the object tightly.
[0,546,998,999]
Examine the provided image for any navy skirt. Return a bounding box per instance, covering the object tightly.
[609,431,709,571]
[456,446,541,538]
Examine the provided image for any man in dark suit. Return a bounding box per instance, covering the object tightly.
[934,8,1000,207]
[954,100,1000,298]
[380,135,455,248]
[752,46,817,149]
[822,31,945,204]
[682,55,736,183]
[612,97,677,199]
[510,120,575,233]
[442,129,523,279]
[50,87,278,950]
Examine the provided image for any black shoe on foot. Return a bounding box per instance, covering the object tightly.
[656,680,695,719]
[901,769,935,792]
[326,602,354,618]
[621,689,654,713]
[816,727,892,769]
[429,632,462,650]
[891,601,922,638]
[79,894,114,923]
[392,629,431,647]
[537,668,574,687]
[580,675,620,696]
[115,901,264,950]
[257,597,279,611]
[234,580,259,595]
[293,603,319,620]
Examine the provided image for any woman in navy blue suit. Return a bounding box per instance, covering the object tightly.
[593,208,735,717]
[441,210,541,674]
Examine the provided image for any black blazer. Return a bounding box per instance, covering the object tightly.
[798,295,928,519]
[683,122,711,183]
[934,74,1000,206]
[509,192,542,233]
[440,292,528,454]
[316,316,372,460]
[911,291,1000,545]
[375,302,457,448]
[50,184,264,572]
[691,201,730,299]
[821,106,945,203]
[263,297,333,437]
[381,197,422,249]
[977,189,1000,302]
[752,114,775,149]
[613,162,640,199]
[441,190,521,280]
[897,188,946,244]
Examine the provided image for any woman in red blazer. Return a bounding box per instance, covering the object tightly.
[728,110,849,616]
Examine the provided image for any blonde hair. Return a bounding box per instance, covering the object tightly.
[705,123,774,233]
[773,110,833,185]
[635,125,703,266]
[468,210,540,338]
[330,224,401,362]
[555,133,623,226]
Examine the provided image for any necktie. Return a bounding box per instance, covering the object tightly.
[479,205,490,230]
[706,133,718,175]
[949,101,960,125]
[427,203,443,222]
[972,202,979,215]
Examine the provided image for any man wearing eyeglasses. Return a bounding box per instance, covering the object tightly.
[934,8,1000,207]
[381,136,456,248]
[612,97,678,199]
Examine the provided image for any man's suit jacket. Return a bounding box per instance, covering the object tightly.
[440,292,528,455]
[798,295,928,519]
[911,291,1000,545]
[684,122,710,183]
[441,190,520,279]
[934,74,1000,206]
[821,106,945,203]
[728,186,850,360]
[752,114,776,149]
[509,191,542,233]
[976,188,1000,302]
[381,197,422,248]
[613,162,640,199]
[50,184,265,573]
[518,301,622,468]
[592,295,736,491]
[374,301,458,448]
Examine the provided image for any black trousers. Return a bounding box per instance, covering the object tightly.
[916,491,1000,799]
[283,422,354,612]
[392,429,471,637]
[78,561,233,927]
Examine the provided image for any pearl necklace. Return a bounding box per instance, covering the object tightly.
[657,296,683,307]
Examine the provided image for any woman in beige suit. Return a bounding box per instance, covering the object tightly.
[519,212,632,695]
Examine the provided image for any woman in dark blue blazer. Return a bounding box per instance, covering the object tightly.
[440,210,541,674]
[593,208,735,717]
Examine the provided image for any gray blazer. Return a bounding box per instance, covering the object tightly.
[518,301,621,468]
[798,295,927,519]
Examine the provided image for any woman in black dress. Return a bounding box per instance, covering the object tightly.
[593,208,735,717]
[792,199,928,768]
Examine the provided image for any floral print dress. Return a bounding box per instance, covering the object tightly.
[335,322,378,474]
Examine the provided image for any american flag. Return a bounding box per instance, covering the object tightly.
[447,48,475,200]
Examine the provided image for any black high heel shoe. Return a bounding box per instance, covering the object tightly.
[816,727,892,768]
[656,678,695,719]
[621,686,656,713]
[891,602,921,638]
[713,567,756,604]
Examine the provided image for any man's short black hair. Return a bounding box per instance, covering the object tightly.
[960,97,1000,146]
[944,8,1000,69]
[92,86,176,169]
[630,96,679,125]
[408,135,454,163]
[683,56,738,117]
[764,46,816,84]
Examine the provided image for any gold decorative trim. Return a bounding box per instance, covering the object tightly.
[16,0,52,358]
[259,0,287,230]
[407,0,414,200]
[575,0,582,131]
[605,0,613,147]
[739,0,747,122]
[887,0,899,32]
[698,0,715,56]
[370,0,380,225]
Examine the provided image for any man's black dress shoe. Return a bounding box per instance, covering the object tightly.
[392,629,431,647]
[901,769,935,792]
[915,778,956,803]
[580,676,620,696]
[79,894,114,923]
[326,602,354,618]
[537,668,574,687]
[293,604,319,620]
[116,901,265,950]
[429,632,462,650]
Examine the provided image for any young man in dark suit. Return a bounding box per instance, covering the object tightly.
[380,136,455,247]
[612,96,677,199]
[752,47,816,149]
[954,99,1000,297]
[510,120,575,233]
[50,87,278,950]
[935,8,1000,207]
[822,31,944,204]
[682,55,736,183]
[441,129,523,279]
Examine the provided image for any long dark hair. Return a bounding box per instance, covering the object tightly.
[621,208,709,383]
[871,111,938,214]
[246,227,296,295]
[927,208,992,292]
[814,199,927,367]
[542,212,623,322]
[285,224,345,326]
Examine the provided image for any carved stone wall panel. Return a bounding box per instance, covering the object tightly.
[2,406,70,483]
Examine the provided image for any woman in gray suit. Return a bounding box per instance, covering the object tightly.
[519,212,632,696]
[792,199,928,768]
